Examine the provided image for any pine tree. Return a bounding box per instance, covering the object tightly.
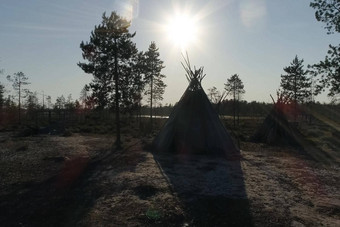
[310,0,340,34]
[309,45,340,102]
[310,1,339,102]
[224,74,245,127]
[65,94,75,110]
[25,91,39,111]
[144,42,166,131]
[7,72,30,124]
[0,69,4,110]
[46,96,52,109]
[280,55,311,103]
[207,86,222,104]
[78,12,138,148]
[55,95,65,109]
[0,83,4,110]
[129,51,146,118]
[80,85,90,109]
[119,50,143,114]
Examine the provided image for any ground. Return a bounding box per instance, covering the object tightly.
[0,132,339,226]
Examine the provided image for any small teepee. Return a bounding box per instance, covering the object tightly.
[152,55,238,157]
[251,94,300,147]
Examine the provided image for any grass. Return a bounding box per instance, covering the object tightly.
[146,207,162,220]
[0,112,339,226]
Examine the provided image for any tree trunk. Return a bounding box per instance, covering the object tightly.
[138,102,141,127]
[18,79,21,125]
[114,39,121,149]
[233,84,236,128]
[294,74,297,121]
[237,92,240,126]
[150,73,153,132]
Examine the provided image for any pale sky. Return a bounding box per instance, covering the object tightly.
[0,0,339,105]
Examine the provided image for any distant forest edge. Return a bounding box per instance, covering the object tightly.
[0,100,339,131]
[0,0,339,138]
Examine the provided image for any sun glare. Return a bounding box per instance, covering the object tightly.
[166,13,198,50]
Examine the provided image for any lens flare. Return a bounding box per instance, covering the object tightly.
[166,13,198,50]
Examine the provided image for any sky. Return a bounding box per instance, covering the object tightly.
[0,0,339,105]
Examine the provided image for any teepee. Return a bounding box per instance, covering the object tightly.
[152,56,238,157]
[251,94,300,147]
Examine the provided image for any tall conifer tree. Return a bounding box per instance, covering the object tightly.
[280,56,311,103]
[224,74,245,127]
[144,42,166,131]
[78,12,138,148]
[7,72,30,124]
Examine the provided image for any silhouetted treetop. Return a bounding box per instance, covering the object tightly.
[309,44,340,100]
[310,0,340,34]
[78,11,140,148]
[280,55,311,103]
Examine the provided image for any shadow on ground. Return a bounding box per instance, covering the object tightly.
[0,140,147,227]
[0,156,101,226]
[154,153,253,226]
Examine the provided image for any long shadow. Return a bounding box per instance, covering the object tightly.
[0,156,105,226]
[291,127,338,165]
[154,153,253,226]
[0,140,147,227]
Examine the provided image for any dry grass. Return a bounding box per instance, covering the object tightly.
[0,132,339,226]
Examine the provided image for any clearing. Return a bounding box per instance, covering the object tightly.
[0,133,339,226]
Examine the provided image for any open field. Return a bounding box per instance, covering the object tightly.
[0,130,339,226]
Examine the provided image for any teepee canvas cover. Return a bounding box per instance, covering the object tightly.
[251,95,300,147]
[152,58,238,157]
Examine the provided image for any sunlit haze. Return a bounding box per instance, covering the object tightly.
[166,13,198,50]
[0,0,339,105]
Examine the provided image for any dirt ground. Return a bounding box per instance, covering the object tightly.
[0,133,339,226]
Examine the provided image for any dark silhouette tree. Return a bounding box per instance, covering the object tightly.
[0,82,4,125]
[46,95,52,109]
[55,95,65,109]
[78,12,138,148]
[119,50,144,114]
[0,83,4,110]
[224,74,245,127]
[207,86,221,104]
[80,85,90,109]
[7,72,30,124]
[310,0,340,34]
[0,70,5,123]
[280,56,311,104]
[144,41,166,131]
[310,1,339,102]
[25,91,39,109]
[309,45,340,102]
[74,99,81,110]
[65,94,75,110]
[129,51,146,119]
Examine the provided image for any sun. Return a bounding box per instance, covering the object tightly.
[166,13,198,50]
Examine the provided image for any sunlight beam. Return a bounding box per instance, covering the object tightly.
[166,13,198,50]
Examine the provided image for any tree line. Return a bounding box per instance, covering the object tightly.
[0,12,167,148]
[0,1,339,140]
[78,12,166,147]
[206,0,340,127]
